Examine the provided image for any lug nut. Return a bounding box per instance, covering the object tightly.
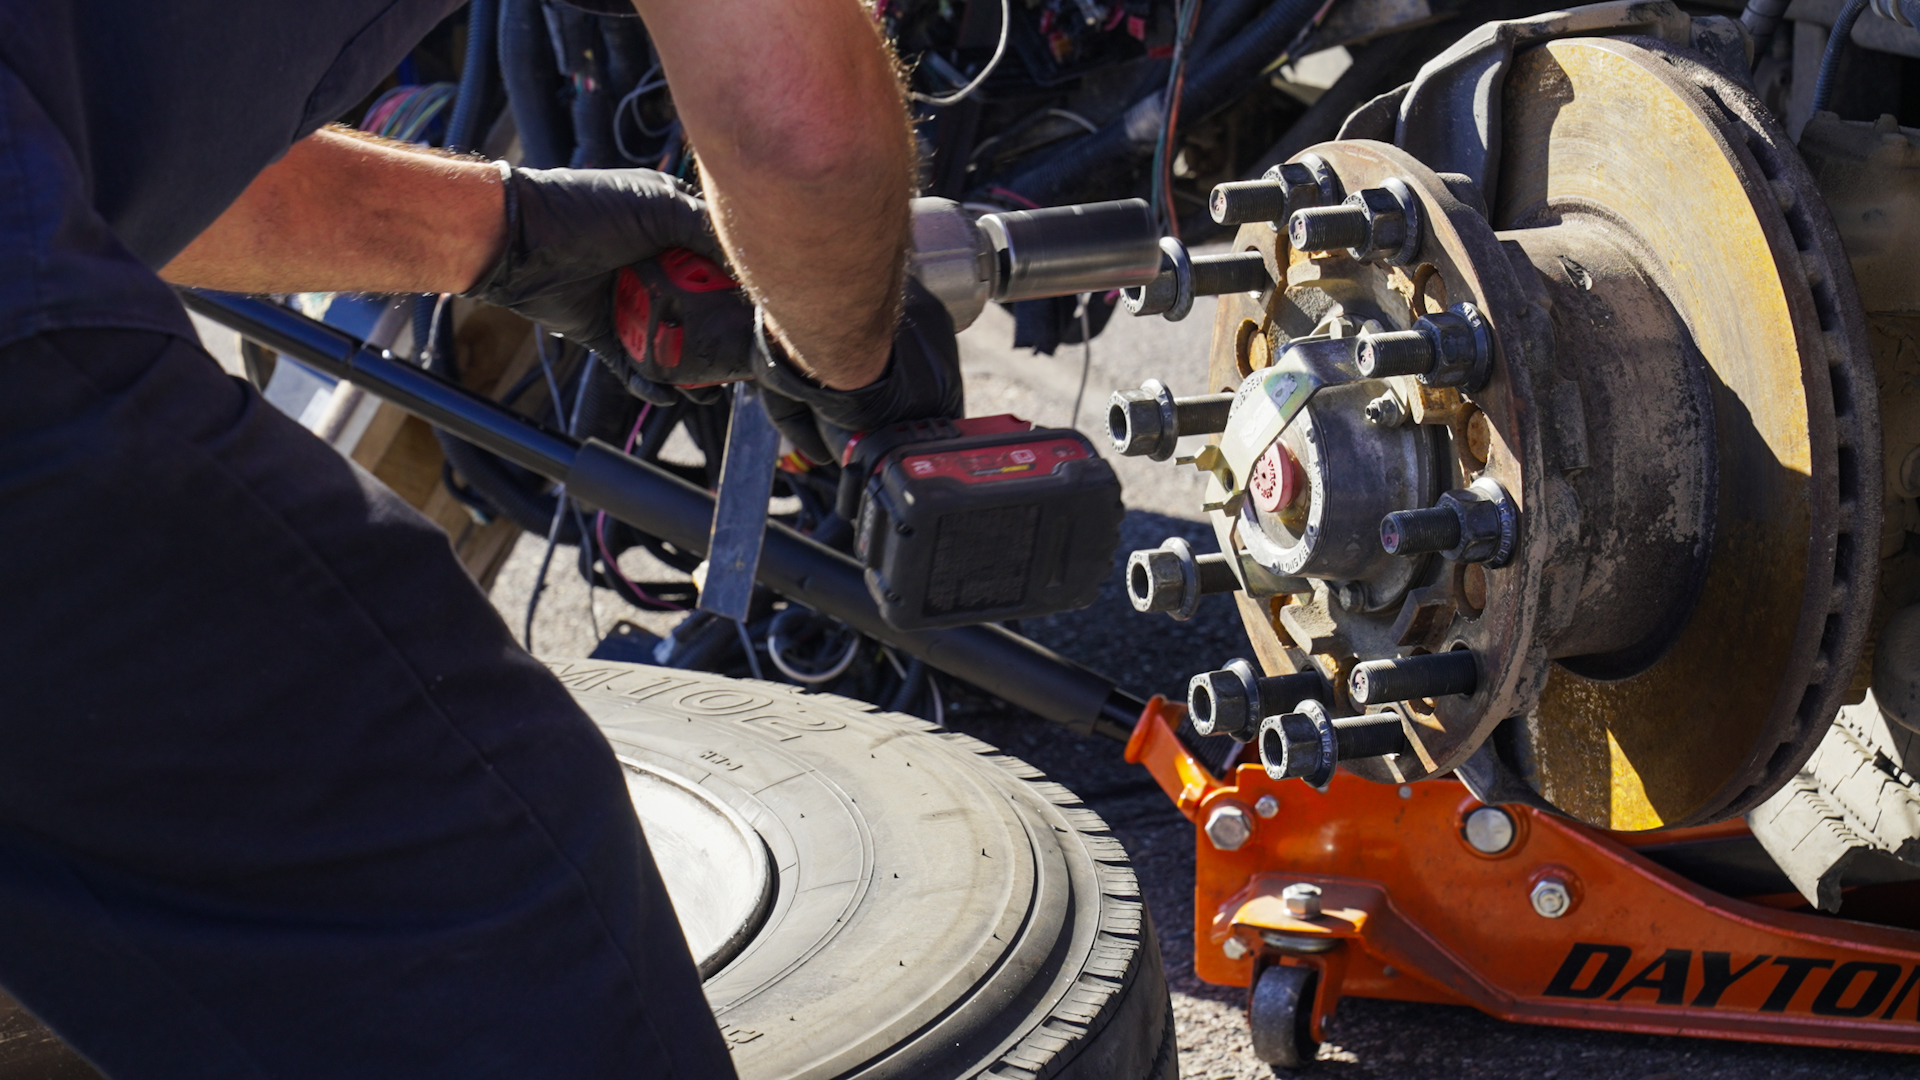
[1205,803,1254,851]
[1128,537,1241,621]
[1259,700,1414,786]
[1282,882,1323,918]
[1350,650,1479,706]
[1380,506,1462,557]
[1288,203,1371,253]
[1108,379,1233,460]
[1380,477,1518,567]
[1125,243,1273,321]
[1210,180,1291,226]
[1354,303,1492,391]
[1355,329,1434,379]
[1210,156,1340,225]
[1363,392,1406,428]
[1187,658,1328,739]
[1287,180,1421,264]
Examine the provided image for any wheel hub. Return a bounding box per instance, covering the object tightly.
[1190,22,1878,828]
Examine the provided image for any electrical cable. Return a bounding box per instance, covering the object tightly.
[911,0,1011,106]
[1151,0,1204,236]
[1812,0,1873,114]
[522,330,576,651]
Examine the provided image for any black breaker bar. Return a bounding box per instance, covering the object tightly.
[181,290,1146,742]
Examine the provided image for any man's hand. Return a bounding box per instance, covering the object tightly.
[465,165,730,366]
[632,0,916,391]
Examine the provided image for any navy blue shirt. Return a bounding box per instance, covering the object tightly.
[0,1,463,349]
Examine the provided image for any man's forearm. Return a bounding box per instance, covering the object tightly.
[160,126,505,295]
[634,0,914,390]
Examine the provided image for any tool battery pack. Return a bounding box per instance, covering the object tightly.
[844,415,1124,631]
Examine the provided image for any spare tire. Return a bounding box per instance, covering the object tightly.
[555,660,1177,1080]
[0,661,1176,1080]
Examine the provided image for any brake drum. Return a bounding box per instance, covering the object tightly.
[1206,35,1879,829]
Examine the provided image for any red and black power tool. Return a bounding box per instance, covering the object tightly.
[613,250,1125,631]
[839,415,1124,631]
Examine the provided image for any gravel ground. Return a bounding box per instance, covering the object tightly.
[487,301,1918,1078]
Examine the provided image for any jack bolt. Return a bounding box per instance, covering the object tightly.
[1108,378,1233,460]
[1350,651,1478,706]
[1128,537,1240,621]
[1187,658,1328,739]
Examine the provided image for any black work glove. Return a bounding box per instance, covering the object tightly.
[465,164,747,398]
[756,277,966,464]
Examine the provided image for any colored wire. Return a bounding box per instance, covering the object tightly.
[1152,0,1204,236]
[911,0,1010,106]
[595,403,689,612]
[1069,293,1093,429]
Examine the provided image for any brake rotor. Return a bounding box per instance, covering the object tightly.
[1206,33,1879,828]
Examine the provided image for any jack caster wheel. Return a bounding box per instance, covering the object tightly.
[1248,963,1320,1069]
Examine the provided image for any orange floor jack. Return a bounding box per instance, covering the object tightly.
[1126,698,1920,1067]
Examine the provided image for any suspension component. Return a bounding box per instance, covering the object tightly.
[1257,700,1411,787]
[1186,658,1329,739]
[1126,536,1241,621]
[1349,651,1479,706]
[1108,379,1235,460]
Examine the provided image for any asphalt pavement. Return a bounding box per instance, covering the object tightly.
[485,299,1920,1078]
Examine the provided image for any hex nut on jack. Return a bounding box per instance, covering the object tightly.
[1281,882,1323,918]
[1531,878,1572,918]
[1205,803,1254,851]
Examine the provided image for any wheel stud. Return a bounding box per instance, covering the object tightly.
[1187,658,1327,738]
[1349,651,1478,706]
[1127,537,1241,621]
[1380,478,1518,567]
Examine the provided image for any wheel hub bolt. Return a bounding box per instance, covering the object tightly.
[1281,882,1323,918]
[1108,378,1234,460]
[1128,537,1241,622]
[1205,803,1254,851]
[1349,650,1479,706]
[1287,179,1420,264]
[1210,157,1340,225]
[1187,658,1328,739]
[1354,303,1492,391]
[1379,478,1518,567]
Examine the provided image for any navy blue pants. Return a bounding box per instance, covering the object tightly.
[0,328,734,1078]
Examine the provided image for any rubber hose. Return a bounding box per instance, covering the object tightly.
[1812,0,1872,114]
[499,0,574,169]
[992,0,1321,205]
[1740,0,1794,59]
[446,0,499,153]
[886,658,928,714]
[548,6,619,168]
